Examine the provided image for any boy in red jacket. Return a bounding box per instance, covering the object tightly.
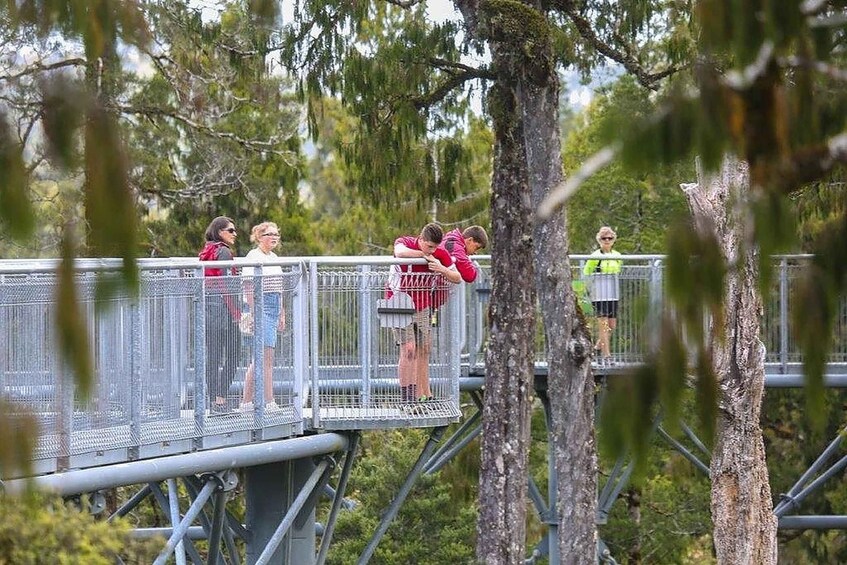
[390,223,458,402]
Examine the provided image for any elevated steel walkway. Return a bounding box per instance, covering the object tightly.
[2,254,846,563]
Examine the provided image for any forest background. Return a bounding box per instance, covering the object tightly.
[2,0,847,563]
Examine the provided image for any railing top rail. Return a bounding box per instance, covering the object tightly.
[472,253,816,262]
[0,256,446,274]
[0,253,821,275]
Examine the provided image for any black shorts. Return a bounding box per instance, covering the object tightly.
[592,300,618,318]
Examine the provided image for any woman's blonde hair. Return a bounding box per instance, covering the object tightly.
[595,226,617,243]
[250,221,279,244]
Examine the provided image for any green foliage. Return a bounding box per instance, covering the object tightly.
[564,76,692,253]
[7,0,150,60]
[792,209,847,426]
[303,98,491,255]
[324,429,477,564]
[84,106,139,292]
[0,492,158,564]
[600,469,713,564]
[792,175,847,250]
[281,1,481,210]
[56,233,93,395]
[0,114,34,240]
[764,388,847,563]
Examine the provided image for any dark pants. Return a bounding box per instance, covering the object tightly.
[206,304,239,404]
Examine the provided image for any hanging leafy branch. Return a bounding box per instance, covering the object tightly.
[0,1,302,476]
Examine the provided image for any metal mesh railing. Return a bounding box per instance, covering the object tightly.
[0,256,465,474]
[307,262,462,430]
[5,253,846,475]
[464,255,847,371]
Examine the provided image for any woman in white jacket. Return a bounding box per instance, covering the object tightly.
[239,222,286,411]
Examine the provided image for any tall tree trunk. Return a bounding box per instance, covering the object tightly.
[682,157,777,564]
[475,78,537,563]
[516,3,596,561]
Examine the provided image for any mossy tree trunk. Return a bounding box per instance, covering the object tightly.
[682,157,777,564]
[519,34,597,565]
[469,1,597,562]
[475,65,537,564]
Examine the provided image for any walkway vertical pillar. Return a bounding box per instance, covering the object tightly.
[245,458,317,564]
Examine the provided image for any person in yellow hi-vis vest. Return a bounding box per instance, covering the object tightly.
[583,226,622,364]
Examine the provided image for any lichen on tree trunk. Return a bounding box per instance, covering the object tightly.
[681,157,777,565]
[475,78,536,565]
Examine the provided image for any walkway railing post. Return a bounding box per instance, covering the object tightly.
[450,281,462,402]
[466,282,479,368]
[193,266,207,444]
[779,257,789,372]
[58,348,73,471]
[293,262,308,424]
[251,265,265,424]
[649,259,663,352]
[358,265,372,408]
[129,297,142,461]
[310,260,321,428]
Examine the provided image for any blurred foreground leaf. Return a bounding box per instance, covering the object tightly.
[57,231,93,397]
[84,106,139,296]
[0,399,37,480]
[0,113,35,239]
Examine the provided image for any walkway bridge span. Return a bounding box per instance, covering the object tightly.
[1,254,846,563]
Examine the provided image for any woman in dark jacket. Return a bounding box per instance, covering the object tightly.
[199,216,241,413]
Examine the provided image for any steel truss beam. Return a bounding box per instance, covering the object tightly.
[424,380,847,565]
[154,471,233,565]
[182,474,243,563]
[4,433,348,496]
[148,480,205,564]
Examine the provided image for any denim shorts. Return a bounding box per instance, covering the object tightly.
[260,293,282,347]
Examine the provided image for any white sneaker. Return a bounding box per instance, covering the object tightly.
[236,402,254,412]
[265,401,280,411]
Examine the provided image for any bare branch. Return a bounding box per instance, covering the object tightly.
[537,144,620,218]
[428,57,492,76]
[779,55,847,82]
[552,0,683,90]
[115,104,298,162]
[0,57,88,82]
[412,63,495,109]
[384,0,425,8]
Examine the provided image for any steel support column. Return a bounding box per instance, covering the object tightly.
[247,456,333,564]
[252,457,333,565]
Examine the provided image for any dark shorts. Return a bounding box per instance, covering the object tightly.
[592,300,618,318]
